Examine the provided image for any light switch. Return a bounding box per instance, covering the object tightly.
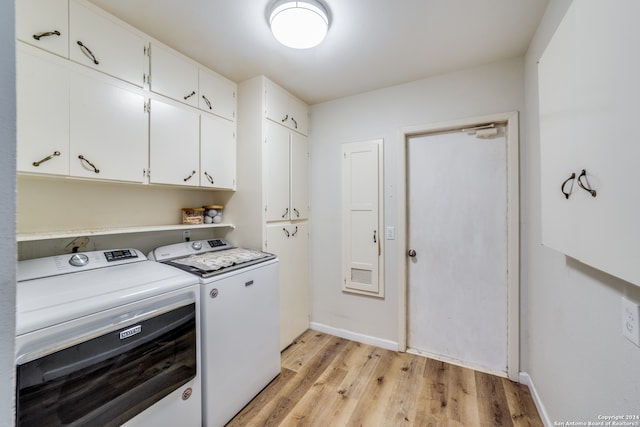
[622,297,640,347]
[386,226,395,240]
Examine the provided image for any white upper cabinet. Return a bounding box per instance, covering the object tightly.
[265,80,308,135]
[539,0,640,286]
[69,0,146,87]
[199,68,236,121]
[69,72,148,183]
[16,0,69,58]
[290,132,309,220]
[150,43,199,108]
[265,121,291,222]
[17,44,70,176]
[201,114,236,190]
[149,99,200,186]
[265,121,309,222]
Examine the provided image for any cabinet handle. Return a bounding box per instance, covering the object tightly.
[76,41,99,65]
[33,151,61,167]
[184,91,196,100]
[282,227,290,238]
[33,30,61,41]
[78,155,100,173]
[281,207,289,218]
[373,230,377,243]
[291,226,298,237]
[183,170,196,182]
[204,171,214,184]
[291,117,298,129]
[202,95,212,110]
[561,172,576,199]
[293,208,300,218]
[577,169,597,197]
[281,114,289,123]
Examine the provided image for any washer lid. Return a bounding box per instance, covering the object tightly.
[16,260,198,336]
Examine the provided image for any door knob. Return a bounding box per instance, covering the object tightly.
[408,249,417,257]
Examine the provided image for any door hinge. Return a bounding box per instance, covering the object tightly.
[144,101,150,113]
[144,45,150,56]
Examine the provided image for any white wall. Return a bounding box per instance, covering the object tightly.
[524,0,640,421]
[0,0,16,425]
[308,57,525,347]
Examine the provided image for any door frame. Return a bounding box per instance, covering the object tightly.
[396,111,520,381]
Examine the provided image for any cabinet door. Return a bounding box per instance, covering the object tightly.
[265,80,290,126]
[266,222,309,350]
[289,97,308,136]
[69,0,146,87]
[290,133,308,220]
[200,115,236,190]
[265,122,291,221]
[149,99,200,186]
[16,0,68,58]
[70,73,147,183]
[539,0,640,286]
[17,45,70,176]
[150,43,199,107]
[199,69,236,121]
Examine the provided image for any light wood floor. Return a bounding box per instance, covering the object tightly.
[227,330,543,427]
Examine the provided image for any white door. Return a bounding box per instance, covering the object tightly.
[266,222,309,350]
[290,132,309,220]
[69,72,147,183]
[265,121,291,222]
[149,99,200,186]
[200,114,236,190]
[407,126,508,375]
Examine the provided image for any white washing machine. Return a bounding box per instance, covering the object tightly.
[149,239,280,427]
[15,249,202,427]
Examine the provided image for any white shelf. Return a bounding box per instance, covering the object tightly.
[17,223,235,242]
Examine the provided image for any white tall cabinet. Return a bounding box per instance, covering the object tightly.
[230,76,310,350]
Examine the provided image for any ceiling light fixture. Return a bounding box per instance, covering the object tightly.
[269,0,330,49]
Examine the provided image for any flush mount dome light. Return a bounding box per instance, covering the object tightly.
[269,0,330,49]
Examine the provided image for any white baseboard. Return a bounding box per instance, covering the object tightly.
[519,372,551,427]
[309,322,399,351]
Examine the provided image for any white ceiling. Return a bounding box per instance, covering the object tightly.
[87,0,549,105]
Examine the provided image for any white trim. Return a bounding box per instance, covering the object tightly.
[519,372,552,427]
[397,111,520,381]
[309,322,399,351]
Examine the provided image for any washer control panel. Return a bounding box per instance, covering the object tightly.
[18,249,146,281]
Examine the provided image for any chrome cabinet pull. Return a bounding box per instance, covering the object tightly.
[577,169,596,197]
[204,171,214,184]
[183,170,196,182]
[282,227,290,238]
[293,208,300,218]
[33,151,60,167]
[291,117,298,129]
[78,155,100,173]
[33,30,61,41]
[76,41,99,65]
[183,91,196,100]
[408,249,417,257]
[561,172,576,199]
[281,207,289,218]
[291,226,298,237]
[281,114,288,123]
[202,95,212,110]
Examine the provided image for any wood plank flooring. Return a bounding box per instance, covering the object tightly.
[227,330,543,427]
